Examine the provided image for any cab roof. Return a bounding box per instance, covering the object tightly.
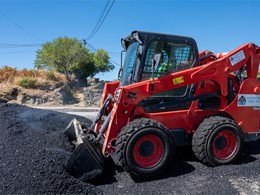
[121,30,197,50]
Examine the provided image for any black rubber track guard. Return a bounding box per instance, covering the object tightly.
[66,137,104,181]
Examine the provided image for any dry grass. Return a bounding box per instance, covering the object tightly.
[0,66,85,106]
[0,66,67,88]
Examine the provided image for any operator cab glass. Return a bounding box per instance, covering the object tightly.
[120,41,140,86]
[120,40,195,87]
[142,40,195,81]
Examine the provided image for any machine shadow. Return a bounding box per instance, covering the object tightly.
[131,162,195,183]
[234,138,260,165]
[91,146,196,185]
[244,138,260,155]
[131,146,197,183]
[91,140,260,185]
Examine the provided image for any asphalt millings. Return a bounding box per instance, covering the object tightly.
[0,103,101,194]
[1,103,260,195]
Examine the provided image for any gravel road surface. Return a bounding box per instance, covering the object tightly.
[0,103,259,195]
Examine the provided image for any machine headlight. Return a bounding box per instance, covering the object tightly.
[115,89,122,102]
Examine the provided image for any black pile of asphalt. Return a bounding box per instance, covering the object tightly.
[0,103,101,194]
[1,103,260,195]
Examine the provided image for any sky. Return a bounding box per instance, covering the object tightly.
[0,0,259,81]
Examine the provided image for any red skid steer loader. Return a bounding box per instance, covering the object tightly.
[65,31,260,181]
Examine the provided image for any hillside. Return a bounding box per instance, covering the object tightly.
[0,66,104,107]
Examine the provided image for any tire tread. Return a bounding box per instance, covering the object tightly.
[192,116,243,166]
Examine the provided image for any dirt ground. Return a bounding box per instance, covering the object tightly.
[0,103,101,194]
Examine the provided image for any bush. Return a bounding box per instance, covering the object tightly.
[15,77,37,88]
[0,66,67,87]
[46,71,57,81]
[19,68,36,77]
[0,66,18,83]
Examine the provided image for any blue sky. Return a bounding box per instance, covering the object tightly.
[0,0,259,81]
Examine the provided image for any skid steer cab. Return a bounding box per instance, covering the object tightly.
[65,30,260,181]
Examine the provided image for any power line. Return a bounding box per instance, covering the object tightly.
[87,0,110,40]
[0,10,44,42]
[86,42,97,51]
[0,43,41,48]
[86,0,116,40]
[108,51,121,55]
[86,42,120,67]
[0,50,37,54]
[109,60,120,67]
[86,42,120,55]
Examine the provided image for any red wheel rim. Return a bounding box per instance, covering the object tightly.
[212,130,237,160]
[133,134,164,168]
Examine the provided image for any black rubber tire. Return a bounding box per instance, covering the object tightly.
[115,118,174,178]
[192,116,244,166]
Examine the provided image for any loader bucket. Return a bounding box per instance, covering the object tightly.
[64,119,105,181]
[64,94,114,181]
[66,136,104,181]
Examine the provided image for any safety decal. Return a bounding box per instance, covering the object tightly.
[173,76,184,85]
[229,50,245,66]
[238,94,260,107]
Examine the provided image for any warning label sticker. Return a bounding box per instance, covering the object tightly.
[173,76,184,85]
[229,50,245,66]
[238,94,260,107]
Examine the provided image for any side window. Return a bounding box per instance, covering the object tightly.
[142,41,157,80]
[141,41,195,81]
[175,45,195,71]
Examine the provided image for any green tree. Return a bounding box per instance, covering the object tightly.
[35,37,114,81]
